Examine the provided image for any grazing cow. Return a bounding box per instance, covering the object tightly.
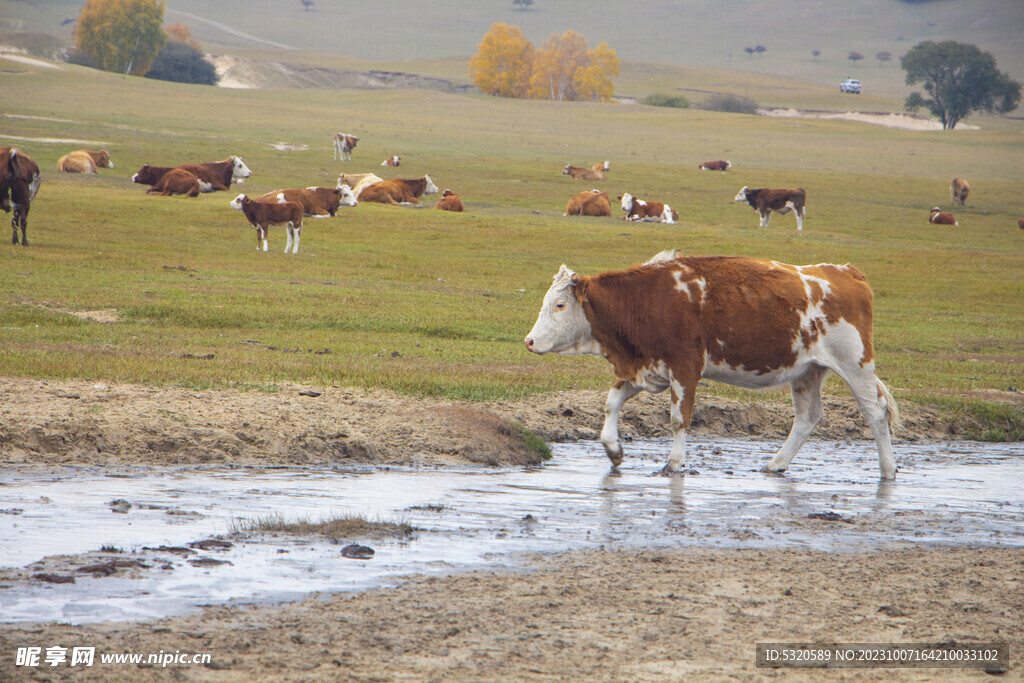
[337,172,384,197]
[57,149,113,174]
[562,163,608,181]
[1019,218,1024,230]
[333,133,358,161]
[434,189,464,212]
[619,192,678,224]
[524,250,900,478]
[132,157,251,192]
[0,146,41,246]
[565,190,611,217]
[950,177,969,206]
[698,160,731,172]
[733,186,807,231]
[929,207,957,226]
[381,155,401,167]
[146,168,201,197]
[357,175,439,205]
[256,186,357,216]
[230,194,304,253]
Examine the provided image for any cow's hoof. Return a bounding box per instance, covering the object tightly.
[761,465,786,476]
[653,463,681,477]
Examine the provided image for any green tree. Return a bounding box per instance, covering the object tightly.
[902,40,1021,130]
[74,0,166,76]
[145,41,218,85]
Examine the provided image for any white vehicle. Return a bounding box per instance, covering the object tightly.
[840,78,861,94]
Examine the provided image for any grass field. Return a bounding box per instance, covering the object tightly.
[1,54,1022,435]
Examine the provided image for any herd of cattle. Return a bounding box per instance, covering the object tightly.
[0,141,1016,253]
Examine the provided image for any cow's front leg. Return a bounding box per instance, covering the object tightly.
[600,380,642,467]
[660,375,698,475]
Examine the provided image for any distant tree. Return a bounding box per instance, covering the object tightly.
[74,0,166,76]
[469,23,535,98]
[300,0,313,10]
[902,40,1022,130]
[876,51,892,67]
[811,49,821,59]
[166,22,200,50]
[848,51,864,65]
[513,0,534,9]
[641,93,689,109]
[529,30,591,101]
[144,40,218,85]
[701,93,758,115]
[754,45,766,56]
[573,40,620,102]
[743,46,754,58]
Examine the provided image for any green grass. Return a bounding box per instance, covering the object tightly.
[0,57,1021,429]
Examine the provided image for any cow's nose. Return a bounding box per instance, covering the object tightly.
[524,337,534,350]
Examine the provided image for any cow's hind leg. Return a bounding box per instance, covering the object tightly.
[11,205,27,245]
[661,372,700,475]
[764,366,827,474]
[601,380,642,467]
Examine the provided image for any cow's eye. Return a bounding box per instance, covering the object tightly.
[554,301,565,311]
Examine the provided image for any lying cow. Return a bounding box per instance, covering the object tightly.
[357,175,439,205]
[562,162,608,181]
[525,250,900,478]
[698,160,731,172]
[619,192,678,224]
[929,207,957,226]
[0,146,41,246]
[146,168,201,197]
[58,149,113,174]
[337,172,383,197]
[434,189,464,212]
[256,186,357,217]
[950,177,969,206]
[333,133,358,161]
[734,186,807,231]
[565,190,611,217]
[381,155,401,167]
[230,194,304,253]
[132,157,251,192]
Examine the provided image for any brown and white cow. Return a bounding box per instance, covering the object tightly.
[230,194,304,253]
[698,160,731,172]
[57,149,113,174]
[734,186,807,231]
[950,177,969,206]
[357,175,439,205]
[337,172,383,197]
[562,162,608,181]
[333,133,358,161]
[256,186,357,217]
[929,207,957,226]
[434,189,464,212]
[146,168,201,197]
[381,155,401,167]
[565,189,611,217]
[619,192,678,224]
[132,157,251,192]
[0,146,41,246]
[525,250,900,478]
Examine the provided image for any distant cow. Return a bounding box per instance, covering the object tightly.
[337,172,384,197]
[230,194,304,253]
[563,162,608,181]
[58,149,113,174]
[146,168,201,197]
[734,186,807,231]
[565,189,611,217]
[0,146,41,246]
[524,250,900,478]
[699,160,731,172]
[132,157,251,192]
[950,177,969,206]
[929,207,957,226]
[333,133,358,161]
[434,189,464,212]
[1019,218,1024,230]
[256,186,357,217]
[381,155,401,167]
[357,175,439,205]
[619,192,678,224]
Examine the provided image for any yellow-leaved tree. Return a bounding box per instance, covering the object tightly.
[74,0,166,76]
[575,41,620,102]
[469,23,535,98]
[528,30,590,101]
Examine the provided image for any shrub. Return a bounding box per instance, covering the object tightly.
[700,93,758,114]
[640,93,690,109]
[144,41,218,86]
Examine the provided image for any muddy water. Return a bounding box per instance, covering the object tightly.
[1,438,1022,624]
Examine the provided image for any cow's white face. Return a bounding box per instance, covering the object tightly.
[230,156,252,182]
[423,175,439,195]
[339,185,358,206]
[620,193,634,213]
[733,187,750,202]
[229,193,246,210]
[525,265,600,356]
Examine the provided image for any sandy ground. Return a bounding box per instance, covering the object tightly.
[0,377,1021,681]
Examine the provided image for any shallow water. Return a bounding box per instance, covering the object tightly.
[1,438,1022,624]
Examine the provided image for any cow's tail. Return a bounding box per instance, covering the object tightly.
[877,379,901,433]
